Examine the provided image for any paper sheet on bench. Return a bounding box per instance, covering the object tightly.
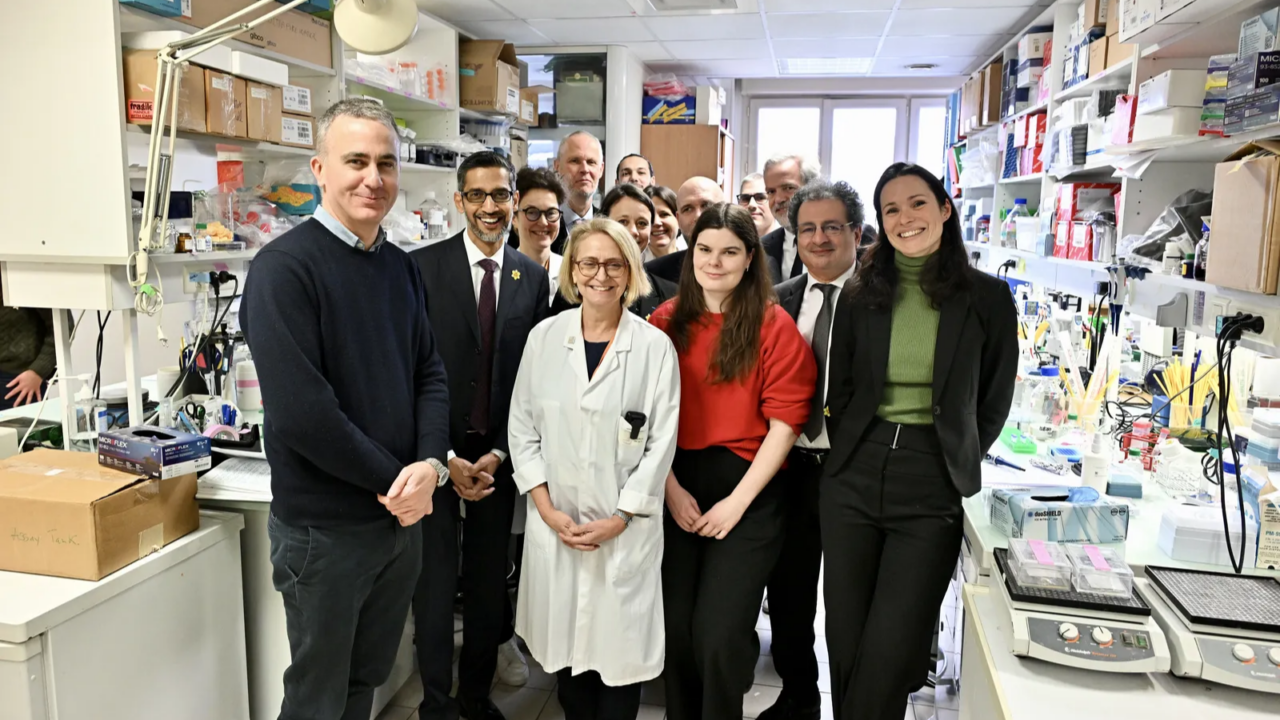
[199,457,272,498]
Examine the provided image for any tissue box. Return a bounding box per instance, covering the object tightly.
[98,425,211,480]
[989,486,1131,542]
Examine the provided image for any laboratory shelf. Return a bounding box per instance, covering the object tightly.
[345,74,455,113]
[1056,57,1134,102]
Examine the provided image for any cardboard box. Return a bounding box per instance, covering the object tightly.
[98,426,211,480]
[1106,0,1121,35]
[519,85,552,125]
[204,69,247,138]
[1107,34,1136,68]
[188,0,333,70]
[1241,8,1280,57]
[1120,0,1158,41]
[282,84,313,115]
[1089,38,1109,77]
[1138,69,1208,113]
[122,49,206,133]
[1016,60,1043,88]
[121,0,189,17]
[0,449,199,581]
[1017,32,1053,65]
[1206,142,1280,294]
[281,112,315,148]
[459,40,521,116]
[982,62,1003,126]
[1082,0,1110,30]
[247,82,283,142]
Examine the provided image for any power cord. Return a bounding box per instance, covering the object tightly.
[153,272,238,411]
[1214,312,1265,575]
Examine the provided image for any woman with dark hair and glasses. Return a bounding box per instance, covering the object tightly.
[821,163,1017,720]
[649,203,816,720]
[644,185,685,262]
[514,167,567,304]
[553,185,676,318]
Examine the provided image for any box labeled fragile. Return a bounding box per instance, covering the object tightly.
[989,487,1131,542]
[98,426,211,480]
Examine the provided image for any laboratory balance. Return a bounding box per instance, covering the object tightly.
[992,547,1171,673]
[1139,566,1280,694]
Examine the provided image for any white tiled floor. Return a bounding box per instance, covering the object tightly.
[377,568,963,720]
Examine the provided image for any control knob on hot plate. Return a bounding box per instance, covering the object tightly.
[1233,644,1255,663]
[1091,627,1113,645]
[1058,623,1079,641]
[1268,648,1280,667]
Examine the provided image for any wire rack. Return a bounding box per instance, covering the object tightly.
[1153,441,1203,497]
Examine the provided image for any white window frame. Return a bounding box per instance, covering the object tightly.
[907,97,947,170]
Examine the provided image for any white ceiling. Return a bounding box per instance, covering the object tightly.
[416,0,1052,79]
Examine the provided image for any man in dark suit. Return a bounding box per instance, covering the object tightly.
[643,175,726,285]
[760,180,863,720]
[410,152,551,720]
[550,130,604,256]
[762,153,824,282]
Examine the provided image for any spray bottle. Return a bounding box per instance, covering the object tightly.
[1080,429,1111,494]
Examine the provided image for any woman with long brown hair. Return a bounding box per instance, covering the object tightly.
[649,203,816,720]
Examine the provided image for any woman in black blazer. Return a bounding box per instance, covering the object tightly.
[820,163,1017,720]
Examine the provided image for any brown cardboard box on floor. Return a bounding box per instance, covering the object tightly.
[122,50,207,133]
[247,82,283,142]
[280,112,315,149]
[187,0,333,69]
[460,40,521,115]
[206,69,247,138]
[1107,35,1137,69]
[0,449,198,581]
[1089,39,1109,77]
[1206,141,1280,294]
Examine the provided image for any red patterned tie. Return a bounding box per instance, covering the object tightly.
[470,258,498,433]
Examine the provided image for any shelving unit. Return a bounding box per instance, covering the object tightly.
[345,73,454,112]
[1056,56,1134,101]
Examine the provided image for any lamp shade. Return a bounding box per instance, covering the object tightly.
[334,0,419,55]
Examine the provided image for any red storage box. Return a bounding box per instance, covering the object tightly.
[1055,221,1072,258]
[1069,222,1094,261]
[1059,182,1121,222]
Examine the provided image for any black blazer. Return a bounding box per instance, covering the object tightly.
[824,270,1018,497]
[774,273,808,323]
[761,226,789,282]
[410,233,551,455]
[550,204,600,256]
[644,243,784,286]
[549,269,676,320]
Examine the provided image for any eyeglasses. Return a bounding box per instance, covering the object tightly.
[462,188,513,205]
[574,258,628,278]
[520,207,561,222]
[797,221,856,241]
[737,192,767,205]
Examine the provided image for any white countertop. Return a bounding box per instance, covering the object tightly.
[963,585,1280,718]
[0,510,245,644]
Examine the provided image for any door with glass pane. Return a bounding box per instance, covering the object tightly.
[826,99,908,223]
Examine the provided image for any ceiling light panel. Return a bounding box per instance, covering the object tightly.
[777,57,874,75]
[766,11,891,38]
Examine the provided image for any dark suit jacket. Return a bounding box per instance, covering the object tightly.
[644,241,785,286]
[410,233,551,455]
[551,204,600,256]
[775,273,808,323]
[761,226,788,282]
[823,270,1018,497]
[549,270,676,320]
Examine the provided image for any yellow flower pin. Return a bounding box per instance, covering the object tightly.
[512,270,521,280]
[824,406,831,417]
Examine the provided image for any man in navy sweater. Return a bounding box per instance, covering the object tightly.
[241,98,451,720]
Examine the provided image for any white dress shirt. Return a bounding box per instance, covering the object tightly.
[464,232,506,305]
[562,201,594,229]
[794,264,856,450]
[781,228,799,279]
[546,253,564,304]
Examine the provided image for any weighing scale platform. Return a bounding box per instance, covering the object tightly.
[993,548,1171,673]
[1141,566,1280,694]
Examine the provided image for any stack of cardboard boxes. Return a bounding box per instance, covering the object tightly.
[120,0,334,70]
[960,61,1004,135]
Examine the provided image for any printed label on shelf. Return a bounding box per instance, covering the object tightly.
[212,76,232,92]
[282,85,312,114]
[181,0,192,17]
[251,87,270,100]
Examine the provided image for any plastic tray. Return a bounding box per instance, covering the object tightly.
[1007,538,1074,591]
[1065,544,1134,598]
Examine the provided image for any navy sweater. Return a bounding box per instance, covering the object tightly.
[240,219,450,526]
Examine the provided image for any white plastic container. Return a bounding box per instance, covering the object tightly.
[1247,433,1280,464]
[1007,538,1074,591]
[1066,544,1135,598]
[1157,504,1258,568]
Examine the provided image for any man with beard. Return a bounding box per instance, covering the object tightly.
[550,131,604,255]
[410,151,551,720]
[762,154,823,281]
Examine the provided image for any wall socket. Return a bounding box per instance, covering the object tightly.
[181,263,218,295]
[1209,296,1280,348]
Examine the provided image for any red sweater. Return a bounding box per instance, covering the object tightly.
[650,302,817,462]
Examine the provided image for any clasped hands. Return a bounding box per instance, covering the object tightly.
[449,453,501,501]
[377,461,439,527]
[539,506,627,551]
[665,476,747,540]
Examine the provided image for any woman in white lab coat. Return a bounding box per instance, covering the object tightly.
[508,217,681,720]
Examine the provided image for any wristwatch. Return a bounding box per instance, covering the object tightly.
[613,510,634,527]
[425,458,450,487]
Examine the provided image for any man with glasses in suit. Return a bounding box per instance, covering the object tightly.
[737,172,779,241]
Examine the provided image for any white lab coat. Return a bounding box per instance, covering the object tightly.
[508,307,680,686]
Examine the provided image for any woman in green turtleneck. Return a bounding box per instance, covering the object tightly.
[817,164,1019,720]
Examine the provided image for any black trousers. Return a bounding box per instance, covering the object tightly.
[556,669,642,720]
[414,431,517,719]
[663,446,785,720]
[268,513,421,720]
[820,419,963,720]
[765,450,825,706]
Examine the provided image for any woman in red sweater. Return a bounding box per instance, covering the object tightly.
[649,203,817,720]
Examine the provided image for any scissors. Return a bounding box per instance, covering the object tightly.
[182,401,207,427]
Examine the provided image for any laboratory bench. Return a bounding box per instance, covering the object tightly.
[0,511,250,720]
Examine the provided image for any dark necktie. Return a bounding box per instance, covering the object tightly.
[470,258,498,433]
[803,283,836,441]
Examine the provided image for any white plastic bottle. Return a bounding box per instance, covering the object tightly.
[1000,199,1028,248]
[421,192,447,241]
[1029,366,1063,439]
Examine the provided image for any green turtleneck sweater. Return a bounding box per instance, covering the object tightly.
[876,251,941,425]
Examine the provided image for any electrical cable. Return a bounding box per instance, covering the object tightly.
[1213,315,1249,575]
[92,311,111,399]
[149,276,238,421]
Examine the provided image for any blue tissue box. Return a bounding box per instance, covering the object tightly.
[119,0,186,18]
[989,486,1130,543]
[98,425,211,480]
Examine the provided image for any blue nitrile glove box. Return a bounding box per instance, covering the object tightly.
[98,425,211,480]
[989,486,1130,543]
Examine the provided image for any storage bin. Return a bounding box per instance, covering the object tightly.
[1157,504,1258,567]
[1066,543,1134,598]
[1007,538,1074,591]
